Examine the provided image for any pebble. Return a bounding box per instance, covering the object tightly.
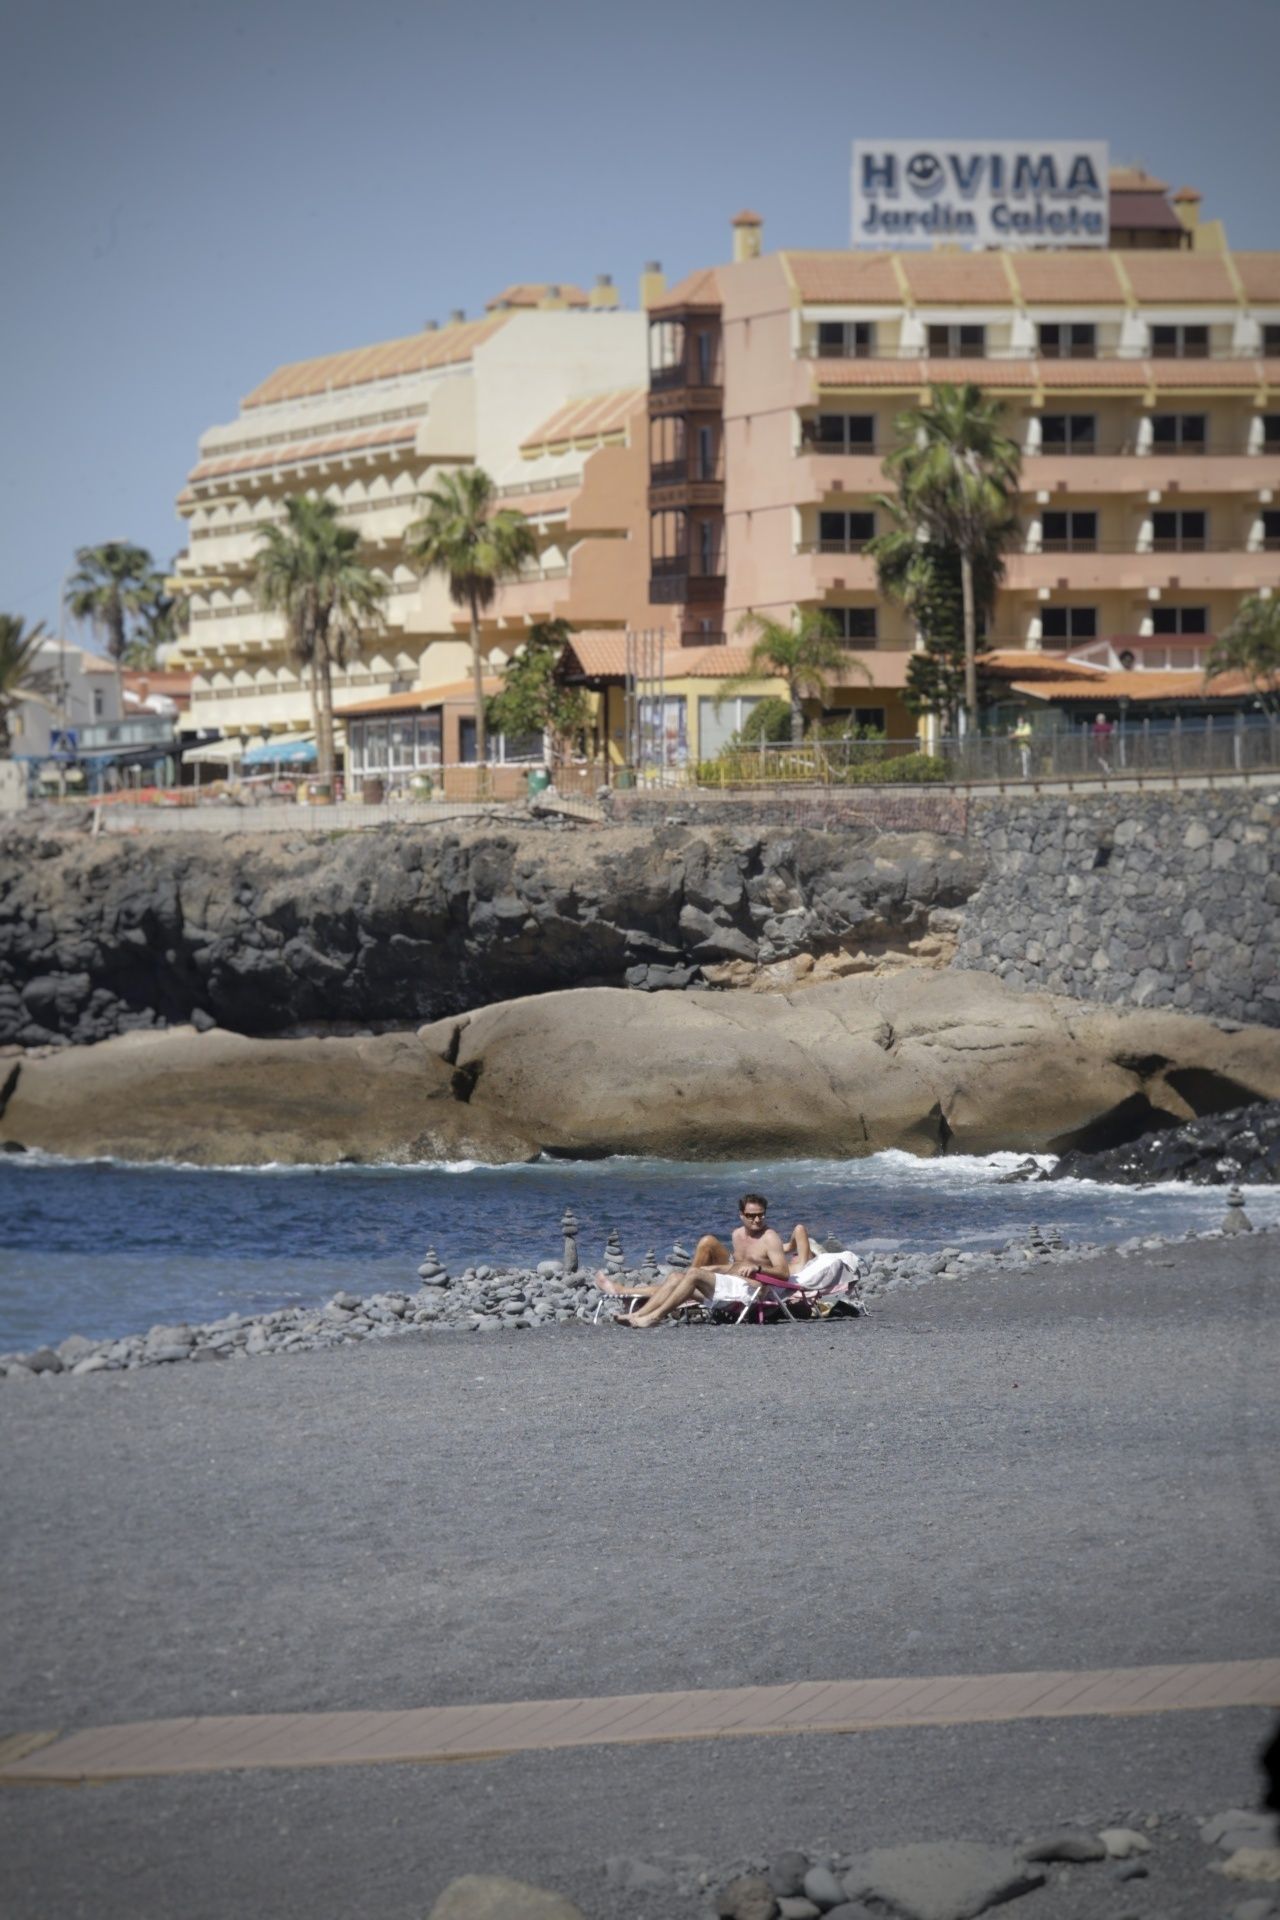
[1100,1828,1153,1859]
[5,1221,1268,1382]
[802,1865,846,1910]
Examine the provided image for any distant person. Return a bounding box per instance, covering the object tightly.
[1010,715,1033,778]
[601,1194,812,1328]
[1090,711,1114,773]
[1117,649,1136,671]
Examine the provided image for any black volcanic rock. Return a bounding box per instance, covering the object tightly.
[1048,1102,1280,1186]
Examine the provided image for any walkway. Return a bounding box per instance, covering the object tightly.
[4,1658,1276,1785]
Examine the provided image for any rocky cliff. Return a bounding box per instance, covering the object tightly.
[0,819,980,1047]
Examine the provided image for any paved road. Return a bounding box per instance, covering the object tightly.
[2,1233,1277,1916]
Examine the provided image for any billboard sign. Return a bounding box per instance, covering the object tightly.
[852,141,1109,248]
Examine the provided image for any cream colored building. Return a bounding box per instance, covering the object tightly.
[170,281,650,743]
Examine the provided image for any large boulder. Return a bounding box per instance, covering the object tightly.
[0,1026,538,1166]
[418,972,1280,1161]
[5,974,1278,1166]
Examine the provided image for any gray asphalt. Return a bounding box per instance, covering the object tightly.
[2,1233,1278,1918]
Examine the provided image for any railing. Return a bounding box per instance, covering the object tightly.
[649,460,724,485]
[496,474,580,499]
[797,343,1267,364]
[797,539,876,555]
[692,718,1280,789]
[649,363,723,391]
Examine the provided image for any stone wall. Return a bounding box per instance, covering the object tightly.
[954,790,1279,1027]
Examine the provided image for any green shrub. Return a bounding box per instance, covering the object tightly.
[839,751,948,785]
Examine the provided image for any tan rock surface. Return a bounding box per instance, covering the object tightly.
[0,1026,538,1166]
[4,973,1279,1165]
[420,972,1280,1160]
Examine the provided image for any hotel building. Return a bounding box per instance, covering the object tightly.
[169,280,660,749]
[171,168,1280,770]
[638,176,1280,747]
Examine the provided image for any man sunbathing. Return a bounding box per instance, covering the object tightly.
[600,1194,811,1328]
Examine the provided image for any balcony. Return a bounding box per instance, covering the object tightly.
[798,539,876,555]
[649,558,726,605]
[1004,547,1280,592]
[648,367,723,416]
[796,343,1268,364]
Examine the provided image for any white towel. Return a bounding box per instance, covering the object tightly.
[791,1248,861,1293]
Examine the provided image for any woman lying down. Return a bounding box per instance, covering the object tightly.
[597,1192,861,1328]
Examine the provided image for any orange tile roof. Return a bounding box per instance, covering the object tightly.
[732,210,763,227]
[334,676,502,717]
[650,266,722,313]
[982,650,1106,679]
[494,486,578,518]
[785,253,904,304]
[1009,254,1127,303]
[562,631,632,677]
[485,283,589,310]
[900,254,1012,304]
[243,315,510,409]
[189,420,419,483]
[1234,254,1280,301]
[1109,168,1169,192]
[1150,357,1276,388]
[1010,668,1269,704]
[1117,252,1239,302]
[520,387,643,453]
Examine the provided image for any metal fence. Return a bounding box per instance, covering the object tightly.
[693,716,1280,789]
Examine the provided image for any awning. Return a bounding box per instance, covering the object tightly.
[183,737,245,765]
[242,735,317,768]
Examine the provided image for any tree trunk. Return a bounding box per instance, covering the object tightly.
[469,587,488,797]
[110,595,126,716]
[317,647,336,788]
[960,550,978,731]
[306,654,328,786]
[789,683,804,745]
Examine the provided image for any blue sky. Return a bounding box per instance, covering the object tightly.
[3,0,1278,633]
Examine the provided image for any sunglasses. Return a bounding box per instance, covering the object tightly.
[742,1210,766,1220]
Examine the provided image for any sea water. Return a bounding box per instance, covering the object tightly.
[3,1150,1278,1353]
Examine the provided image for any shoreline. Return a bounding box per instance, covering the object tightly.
[4,1217,1270,1384]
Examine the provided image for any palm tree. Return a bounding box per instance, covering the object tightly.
[0,615,52,756]
[404,468,536,775]
[67,542,157,703]
[1204,596,1280,716]
[720,607,863,744]
[868,492,1009,733]
[253,495,388,785]
[884,383,1021,729]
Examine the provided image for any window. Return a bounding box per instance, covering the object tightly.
[927,323,986,359]
[1264,414,1280,452]
[1262,509,1280,551]
[1041,510,1098,552]
[389,719,416,769]
[817,510,875,551]
[1265,325,1280,354]
[808,413,876,453]
[650,509,687,566]
[1152,607,1208,634]
[1038,323,1096,359]
[826,607,879,642]
[817,320,875,358]
[697,518,721,574]
[699,694,761,758]
[416,712,442,765]
[1151,413,1207,451]
[1152,509,1207,551]
[92,688,104,718]
[696,425,717,480]
[364,721,388,769]
[1040,413,1097,454]
[696,330,716,385]
[650,415,685,477]
[1151,324,1209,359]
[820,705,887,735]
[1041,607,1098,642]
